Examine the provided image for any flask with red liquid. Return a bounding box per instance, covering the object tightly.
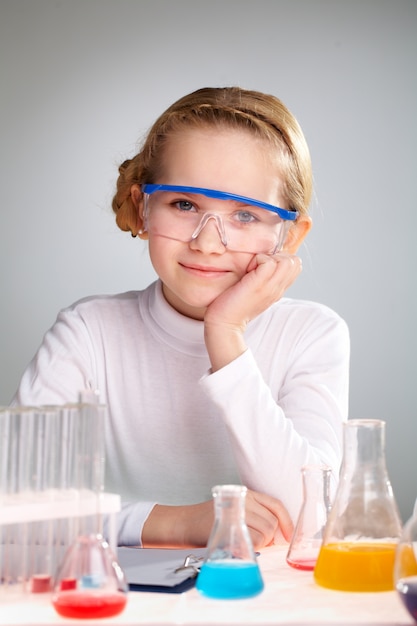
[52,534,128,619]
[286,464,333,571]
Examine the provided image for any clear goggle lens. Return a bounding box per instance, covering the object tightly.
[142,186,295,254]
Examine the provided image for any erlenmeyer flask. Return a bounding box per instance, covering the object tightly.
[286,465,333,570]
[314,419,402,591]
[52,534,128,619]
[394,499,417,622]
[196,485,264,599]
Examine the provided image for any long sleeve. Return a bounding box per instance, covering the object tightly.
[12,283,349,544]
[199,301,350,521]
[12,294,159,547]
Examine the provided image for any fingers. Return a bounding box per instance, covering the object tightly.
[247,250,300,268]
[245,490,294,550]
[254,491,294,542]
[243,253,302,311]
[246,252,302,286]
[254,252,302,281]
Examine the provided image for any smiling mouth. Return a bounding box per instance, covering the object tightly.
[180,263,229,276]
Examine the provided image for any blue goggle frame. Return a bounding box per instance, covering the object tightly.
[141,184,298,221]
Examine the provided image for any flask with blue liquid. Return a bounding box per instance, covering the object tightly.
[196,485,264,599]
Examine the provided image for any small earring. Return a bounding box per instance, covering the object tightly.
[138,228,144,235]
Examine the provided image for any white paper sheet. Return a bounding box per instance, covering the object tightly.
[117,546,207,588]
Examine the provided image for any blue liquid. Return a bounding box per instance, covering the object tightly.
[196,561,264,599]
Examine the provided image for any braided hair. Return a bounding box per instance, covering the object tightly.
[112,87,312,236]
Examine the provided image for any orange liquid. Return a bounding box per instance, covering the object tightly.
[314,542,396,591]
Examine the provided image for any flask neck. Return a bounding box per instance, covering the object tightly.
[341,419,387,476]
[205,485,257,562]
[213,486,246,524]
[302,465,333,513]
[327,419,402,540]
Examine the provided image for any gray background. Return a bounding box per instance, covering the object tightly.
[1,0,416,521]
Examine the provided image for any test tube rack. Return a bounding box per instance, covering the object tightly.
[0,403,121,597]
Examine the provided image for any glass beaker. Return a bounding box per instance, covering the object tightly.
[51,534,128,619]
[314,419,402,591]
[394,499,417,622]
[196,485,264,599]
[286,465,333,571]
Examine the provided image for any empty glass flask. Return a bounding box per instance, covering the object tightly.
[314,419,402,591]
[286,465,333,571]
[196,485,264,599]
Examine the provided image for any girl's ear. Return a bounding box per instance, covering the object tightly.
[282,216,312,254]
[131,184,149,239]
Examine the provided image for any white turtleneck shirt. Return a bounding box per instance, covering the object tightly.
[13,280,350,546]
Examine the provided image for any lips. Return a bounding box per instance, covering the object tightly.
[180,262,230,277]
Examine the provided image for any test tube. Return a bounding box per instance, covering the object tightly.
[76,402,105,537]
[0,402,108,597]
[1,407,37,594]
[0,408,11,501]
[29,406,60,593]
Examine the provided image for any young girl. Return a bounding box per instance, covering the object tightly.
[13,87,350,549]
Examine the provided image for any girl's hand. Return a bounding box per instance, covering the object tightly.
[207,252,302,328]
[243,489,294,548]
[141,489,293,550]
[204,253,302,371]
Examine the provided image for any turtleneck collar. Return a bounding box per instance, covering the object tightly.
[139,280,207,357]
[138,279,273,358]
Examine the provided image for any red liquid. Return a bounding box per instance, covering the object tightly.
[60,577,77,591]
[286,557,316,571]
[31,574,52,593]
[52,591,127,619]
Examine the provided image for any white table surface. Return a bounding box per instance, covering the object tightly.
[0,545,413,625]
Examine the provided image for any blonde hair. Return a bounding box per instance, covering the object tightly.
[112,87,312,236]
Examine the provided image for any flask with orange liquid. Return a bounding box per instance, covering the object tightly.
[314,419,402,592]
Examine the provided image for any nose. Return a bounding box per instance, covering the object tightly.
[189,213,227,253]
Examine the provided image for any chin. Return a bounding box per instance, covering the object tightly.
[163,283,231,317]
[171,294,216,319]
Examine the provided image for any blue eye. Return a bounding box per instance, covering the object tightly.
[175,200,195,212]
[234,211,258,224]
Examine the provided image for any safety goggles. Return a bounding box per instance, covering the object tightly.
[142,184,297,254]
